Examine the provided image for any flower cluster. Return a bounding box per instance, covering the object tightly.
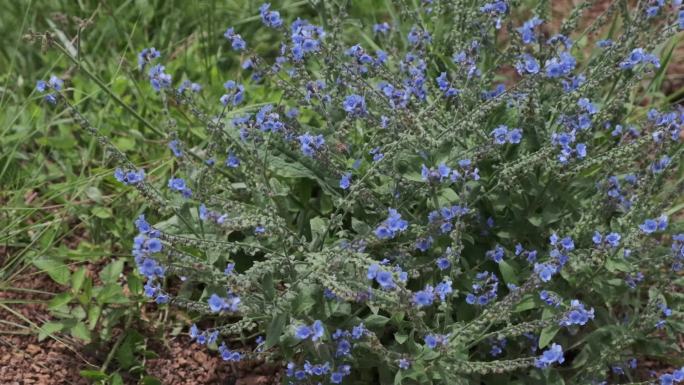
[374,208,409,240]
[35,75,63,104]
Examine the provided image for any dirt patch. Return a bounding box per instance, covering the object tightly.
[0,265,281,385]
[145,339,280,385]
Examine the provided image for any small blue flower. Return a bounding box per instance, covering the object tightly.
[535,343,565,368]
[605,232,621,247]
[413,286,434,308]
[224,27,247,51]
[226,152,240,168]
[339,173,351,190]
[436,257,450,270]
[259,3,283,28]
[311,320,325,341]
[137,47,160,70]
[486,245,505,263]
[376,270,395,289]
[534,263,556,282]
[295,325,312,340]
[424,334,438,349]
[343,94,367,116]
[330,372,344,384]
[208,294,225,312]
[640,219,658,234]
[148,64,172,91]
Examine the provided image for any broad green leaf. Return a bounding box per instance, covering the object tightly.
[33,258,70,285]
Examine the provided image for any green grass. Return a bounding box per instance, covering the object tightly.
[0,0,363,381]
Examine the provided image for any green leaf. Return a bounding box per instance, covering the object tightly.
[127,273,142,295]
[364,314,390,329]
[110,373,124,385]
[96,283,128,304]
[267,156,315,179]
[71,321,92,342]
[539,325,560,349]
[265,313,287,349]
[87,305,101,329]
[141,376,162,385]
[513,295,537,313]
[395,332,408,344]
[79,370,107,380]
[33,258,70,285]
[38,321,64,341]
[262,273,275,301]
[499,260,519,285]
[71,267,87,293]
[100,259,124,284]
[85,186,103,204]
[48,292,73,309]
[91,206,112,219]
[527,215,543,227]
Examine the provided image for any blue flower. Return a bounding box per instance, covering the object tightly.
[576,143,587,158]
[375,208,408,239]
[491,125,509,144]
[436,257,450,270]
[486,245,505,263]
[330,372,344,384]
[560,300,595,326]
[596,39,613,48]
[517,17,543,44]
[605,232,621,247]
[339,173,351,189]
[35,76,63,104]
[407,25,431,45]
[490,125,522,145]
[376,270,395,289]
[619,48,660,70]
[259,3,282,28]
[343,94,367,116]
[413,286,434,308]
[115,168,145,185]
[535,343,565,368]
[168,177,186,191]
[534,263,556,282]
[168,140,183,157]
[651,155,671,174]
[137,47,160,70]
[289,18,325,61]
[219,343,242,362]
[35,80,47,93]
[311,320,325,341]
[146,238,162,253]
[435,279,453,301]
[560,236,574,250]
[516,54,540,75]
[398,358,410,369]
[224,27,246,51]
[208,294,225,312]
[545,52,576,78]
[226,152,240,168]
[295,324,312,339]
[415,236,433,252]
[148,64,172,91]
[424,334,438,349]
[640,219,658,234]
[298,132,325,157]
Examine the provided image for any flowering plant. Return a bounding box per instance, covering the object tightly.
[35,0,684,384]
